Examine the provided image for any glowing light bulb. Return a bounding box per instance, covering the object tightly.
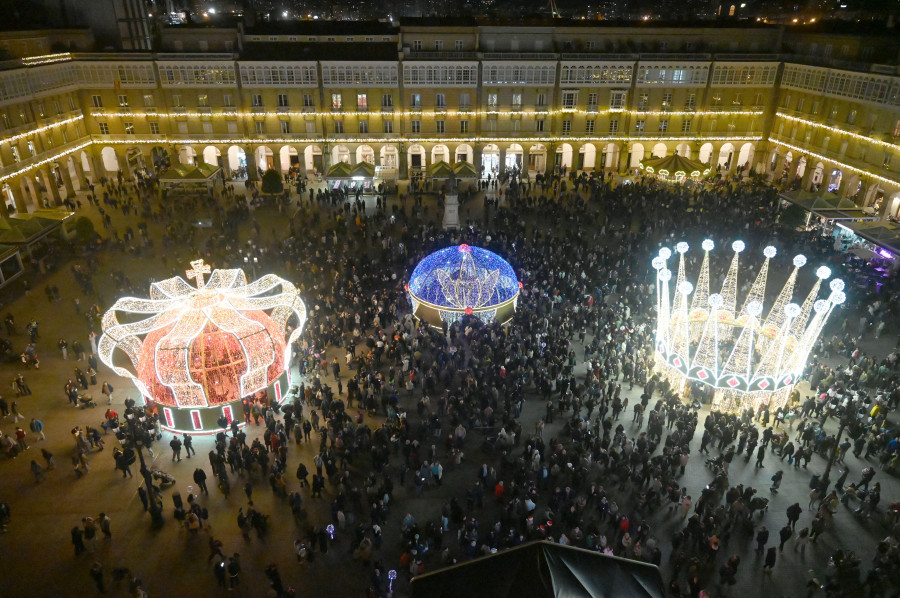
[702,239,714,251]
[676,242,689,254]
[816,266,831,279]
[731,240,745,253]
[679,281,693,295]
[763,246,777,259]
[793,255,807,268]
[830,279,845,292]
[659,247,672,260]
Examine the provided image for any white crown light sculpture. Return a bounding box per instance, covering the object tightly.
[653,241,845,412]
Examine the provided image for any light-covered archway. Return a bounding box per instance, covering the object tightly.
[100,147,119,172]
[304,145,323,173]
[2,183,15,214]
[810,161,825,189]
[482,143,500,174]
[506,143,524,169]
[150,147,169,169]
[380,145,398,168]
[737,142,754,170]
[827,168,843,192]
[698,143,714,164]
[555,143,573,169]
[887,192,900,219]
[280,146,299,171]
[431,144,450,164]
[356,144,375,165]
[843,174,861,200]
[408,144,426,170]
[331,144,350,165]
[578,143,596,170]
[528,144,546,172]
[651,142,667,158]
[629,143,645,168]
[675,142,691,158]
[455,144,473,164]
[795,156,807,178]
[717,143,735,169]
[179,146,198,166]
[227,146,247,175]
[80,151,93,178]
[599,143,619,170]
[203,146,222,168]
[254,146,274,171]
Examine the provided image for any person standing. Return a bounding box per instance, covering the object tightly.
[72,340,86,361]
[58,338,69,360]
[786,502,802,531]
[244,482,253,505]
[10,401,24,423]
[755,444,766,468]
[182,432,195,458]
[29,418,45,441]
[71,526,86,556]
[14,427,28,451]
[193,468,208,494]
[770,470,783,493]
[169,435,182,462]
[100,381,113,404]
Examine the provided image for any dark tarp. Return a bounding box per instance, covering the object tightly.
[409,541,666,598]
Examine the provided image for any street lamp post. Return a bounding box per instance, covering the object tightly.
[124,406,164,529]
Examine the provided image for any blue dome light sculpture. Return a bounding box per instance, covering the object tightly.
[407,244,521,327]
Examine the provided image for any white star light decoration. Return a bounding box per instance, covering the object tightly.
[98,259,307,408]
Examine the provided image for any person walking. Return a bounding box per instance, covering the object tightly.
[98,513,112,540]
[786,502,802,531]
[169,435,182,462]
[89,561,105,593]
[794,527,810,555]
[763,546,777,576]
[29,418,45,441]
[778,524,792,551]
[244,481,253,505]
[755,526,769,554]
[182,432,195,458]
[10,401,24,423]
[193,468,208,494]
[770,470,783,493]
[101,381,113,404]
[30,459,44,483]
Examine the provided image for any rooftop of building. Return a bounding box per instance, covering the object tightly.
[240,41,399,62]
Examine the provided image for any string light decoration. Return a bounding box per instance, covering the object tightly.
[98,259,307,433]
[406,244,521,328]
[653,241,845,413]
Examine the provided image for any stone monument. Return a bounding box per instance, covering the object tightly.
[442,171,460,229]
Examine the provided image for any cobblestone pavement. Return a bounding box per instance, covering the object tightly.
[0,179,895,597]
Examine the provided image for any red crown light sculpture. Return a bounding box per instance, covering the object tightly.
[99,259,307,432]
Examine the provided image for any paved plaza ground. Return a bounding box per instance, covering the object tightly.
[0,178,896,597]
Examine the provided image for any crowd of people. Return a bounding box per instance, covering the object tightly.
[2,164,899,597]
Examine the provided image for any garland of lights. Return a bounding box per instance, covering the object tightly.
[99,259,307,409]
[653,241,845,413]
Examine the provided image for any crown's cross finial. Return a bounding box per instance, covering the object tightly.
[187,259,211,288]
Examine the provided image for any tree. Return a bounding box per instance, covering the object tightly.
[74,216,96,244]
[779,204,807,229]
[260,169,283,195]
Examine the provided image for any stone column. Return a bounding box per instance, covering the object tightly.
[245,146,259,181]
[522,150,530,178]
[473,146,483,178]
[60,163,76,198]
[43,166,62,206]
[800,160,815,190]
[73,156,86,189]
[398,145,408,180]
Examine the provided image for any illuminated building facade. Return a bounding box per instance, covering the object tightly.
[0,21,896,220]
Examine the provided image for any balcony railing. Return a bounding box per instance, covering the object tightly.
[560,53,637,61]
[406,51,477,60]
[482,52,557,60]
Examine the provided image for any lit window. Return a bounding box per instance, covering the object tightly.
[149,122,159,134]
[143,94,154,107]
[562,91,577,108]
[635,119,645,132]
[118,94,128,107]
[410,93,421,107]
[658,119,668,132]
[124,122,135,135]
[357,94,367,109]
[487,93,498,108]
[682,119,691,132]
